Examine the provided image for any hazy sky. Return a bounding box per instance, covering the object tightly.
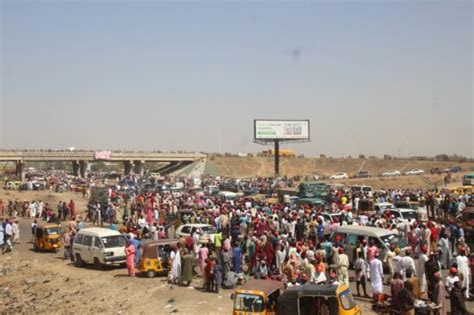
[1,1,472,157]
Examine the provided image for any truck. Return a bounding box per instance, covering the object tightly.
[277,181,329,206]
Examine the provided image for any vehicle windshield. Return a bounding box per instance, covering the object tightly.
[234,293,264,312]
[380,234,407,248]
[339,289,356,310]
[101,235,126,248]
[402,211,417,220]
[45,227,60,235]
[201,226,217,234]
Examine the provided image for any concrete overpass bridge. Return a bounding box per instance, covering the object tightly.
[0,150,206,180]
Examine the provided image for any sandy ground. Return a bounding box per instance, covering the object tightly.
[207,156,474,186]
[1,190,472,314]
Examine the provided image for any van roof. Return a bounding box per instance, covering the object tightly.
[77,227,122,237]
[335,226,395,237]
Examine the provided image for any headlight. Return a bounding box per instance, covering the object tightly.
[105,252,114,257]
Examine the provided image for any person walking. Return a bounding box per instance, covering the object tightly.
[125,239,136,277]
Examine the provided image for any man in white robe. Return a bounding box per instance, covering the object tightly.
[418,247,429,295]
[370,252,384,297]
[456,247,471,298]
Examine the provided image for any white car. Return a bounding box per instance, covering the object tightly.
[175,224,218,243]
[386,209,418,224]
[405,169,424,176]
[330,173,348,180]
[382,170,401,177]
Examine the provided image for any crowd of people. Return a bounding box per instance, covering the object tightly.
[1,174,473,314]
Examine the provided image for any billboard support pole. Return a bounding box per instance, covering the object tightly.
[274,140,280,177]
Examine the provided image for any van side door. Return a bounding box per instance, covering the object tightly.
[82,235,93,263]
[92,237,104,263]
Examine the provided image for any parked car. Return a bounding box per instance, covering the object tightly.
[394,201,428,222]
[374,202,397,214]
[330,226,409,269]
[3,181,22,190]
[382,170,401,177]
[405,169,424,176]
[329,173,348,180]
[356,171,370,178]
[385,209,418,224]
[175,224,218,243]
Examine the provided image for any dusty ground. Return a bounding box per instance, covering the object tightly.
[207,156,474,178]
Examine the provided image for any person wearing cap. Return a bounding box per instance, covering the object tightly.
[455,247,470,299]
[432,272,447,315]
[418,246,429,296]
[445,267,459,293]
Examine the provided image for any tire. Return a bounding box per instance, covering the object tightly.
[93,257,103,270]
[147,270,156,278]
[74,254,84,267]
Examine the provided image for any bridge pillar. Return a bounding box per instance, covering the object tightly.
[16,161,25,181]
[134,160,144,176]
[79,160,88,178]
[124,161,132,176]
[72,161,80,177]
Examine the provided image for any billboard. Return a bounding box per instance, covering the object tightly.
[94,151,112,160]
[254,120,310,140]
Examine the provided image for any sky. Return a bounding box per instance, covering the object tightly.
[1,0,473,157]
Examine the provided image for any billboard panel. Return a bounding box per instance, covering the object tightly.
[254,120,310,140]
[94,151,112,160]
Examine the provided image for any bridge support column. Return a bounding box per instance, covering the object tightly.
[79,160,88,178]
[124,161,132,176]
[72,161,80,177]
[134,160,144,176]
[16,161,25,181]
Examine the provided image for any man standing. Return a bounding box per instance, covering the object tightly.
[337,247,350,286]
[384,244,396,284]
[432,272,447,315]
[3,219,13,253]
[418,246,429,296]
[180,249,196,287]
[400,248,416,281]
[370,252,384,300]
[456,248,471,299]
[449,281,471,315]
[425,251,440,301]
